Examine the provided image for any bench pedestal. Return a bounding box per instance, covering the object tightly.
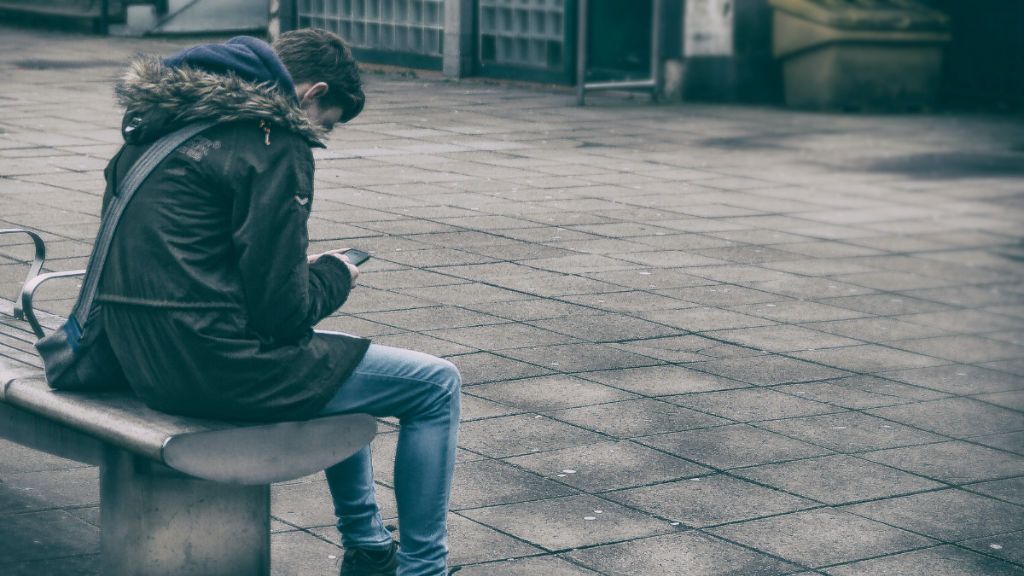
[101,447,271,576]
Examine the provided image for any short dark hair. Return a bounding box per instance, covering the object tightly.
[273,28,365,123]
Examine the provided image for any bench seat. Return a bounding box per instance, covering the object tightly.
[1,371,375,485]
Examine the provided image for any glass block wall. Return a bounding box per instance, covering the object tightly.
[296,0,445,58]
[479,0,567,70]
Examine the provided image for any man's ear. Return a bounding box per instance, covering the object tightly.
[301,82,329,103]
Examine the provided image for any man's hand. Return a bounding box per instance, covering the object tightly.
[308,248,360,283]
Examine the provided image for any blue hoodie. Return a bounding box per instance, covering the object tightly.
[162,36,298,103]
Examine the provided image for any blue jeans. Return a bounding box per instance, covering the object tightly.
[317,339,461,576]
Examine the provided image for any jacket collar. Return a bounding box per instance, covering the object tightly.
[115,55,324,147]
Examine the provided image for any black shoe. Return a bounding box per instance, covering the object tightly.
[340,540,399,576]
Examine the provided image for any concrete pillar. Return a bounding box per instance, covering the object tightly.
[268,0,281,40]
[444,0,474,78]
[100,448,271,576]
[277,0,297,36]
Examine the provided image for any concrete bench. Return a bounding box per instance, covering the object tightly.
[0,230,376,576]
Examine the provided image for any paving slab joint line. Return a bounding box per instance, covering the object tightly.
[451,488,589,515]
[740,401,1023,467]
[620,423,1007,497]
[809,542,948,572]
[538,482,839,553]
[446,549,596,573]
[0,550,101,568]
[448,509,574,559]
[847,406,1024,448]
[949,532,1024,567]
[461,411,634,455]
[405,262,734,328]
[838,502,1024,550]
[960,479,1024,506]
[756,372,946,405]
[487,440,708,495]
[597,457,953,512]
[685,527,820,574]
[1,499,100,518]
[965,394,1024,415]
[822,540,1024,571]
[449,510,557,558]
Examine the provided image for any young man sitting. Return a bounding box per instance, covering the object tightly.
[98,29,460,576]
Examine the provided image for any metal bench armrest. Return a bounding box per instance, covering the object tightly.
[21,270,86,339]
[0,228,47,320]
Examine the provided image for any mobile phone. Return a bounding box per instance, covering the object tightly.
[342,248,371,266]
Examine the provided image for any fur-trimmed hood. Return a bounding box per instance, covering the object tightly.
[115,55,324,146]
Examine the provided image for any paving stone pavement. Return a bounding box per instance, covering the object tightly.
[1,24,1023,576]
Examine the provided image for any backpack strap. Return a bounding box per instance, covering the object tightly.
[71,121,218,329]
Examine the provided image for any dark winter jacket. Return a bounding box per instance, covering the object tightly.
[97,39,370,421]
